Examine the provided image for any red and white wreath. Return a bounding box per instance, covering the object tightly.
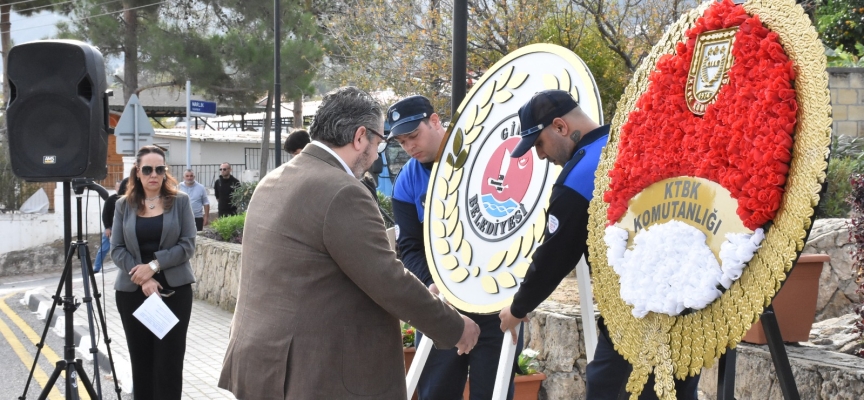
[602,0,797,318]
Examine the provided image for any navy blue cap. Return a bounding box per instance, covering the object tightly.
[386,95,435,139]
[511,90,579,158]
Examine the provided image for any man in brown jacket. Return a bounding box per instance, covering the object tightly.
[218,87,479,400]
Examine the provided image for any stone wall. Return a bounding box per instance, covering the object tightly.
[189,224,863,399]
[802,218,858,321]
[524,302,596,399]
[829,68,864,137]
[0,233,102,277]
[189,236,241,312]
[698,343,864,399]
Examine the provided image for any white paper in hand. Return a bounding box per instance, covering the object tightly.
[133,293,179,339]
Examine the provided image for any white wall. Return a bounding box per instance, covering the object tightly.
[153,135,274,167]
[0,184,109,255]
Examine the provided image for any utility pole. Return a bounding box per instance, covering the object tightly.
[452,0,467,116]
[274,0,282,166]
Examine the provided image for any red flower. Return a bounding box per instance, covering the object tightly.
[606,0,797,231]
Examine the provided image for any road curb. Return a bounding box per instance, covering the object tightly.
[20,288,133,393]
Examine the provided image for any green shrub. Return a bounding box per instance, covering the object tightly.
[832,134,864,159]
[817,156,864,218]
[377,192,394,228]
[230,181,258,213]
[211,213,246,243]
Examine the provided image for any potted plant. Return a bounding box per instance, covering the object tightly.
[461,348,547,400]
[402,322,416,373]
[741,253,830,344]
[847,173,864,358]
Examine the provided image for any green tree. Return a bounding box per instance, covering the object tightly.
[1,0,69,106]
[816,0,864,54]
[570,0,698,73]
[325,0,633,121]
[56,0,165,102]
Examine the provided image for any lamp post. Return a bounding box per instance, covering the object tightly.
[274,0,282,166]
[452,0,467,116]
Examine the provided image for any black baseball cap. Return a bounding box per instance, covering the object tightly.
[386,95,435,139]
[511,90,579,158]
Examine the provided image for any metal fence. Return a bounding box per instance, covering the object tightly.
[169,164,246,189]
[244,147,290,173]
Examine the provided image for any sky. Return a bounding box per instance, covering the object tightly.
[0,10,69,76]
[1,10,121,77]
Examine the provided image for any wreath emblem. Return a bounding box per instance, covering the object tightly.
[586,0,831,398]
[425,44,604,313]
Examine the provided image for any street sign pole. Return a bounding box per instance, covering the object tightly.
[186,81,191,170]
[115,94,154,155]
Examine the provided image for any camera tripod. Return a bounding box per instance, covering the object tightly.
[19,180,121,400]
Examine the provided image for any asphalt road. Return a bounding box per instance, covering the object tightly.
[0,270,132,400]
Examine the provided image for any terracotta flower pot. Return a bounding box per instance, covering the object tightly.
[403,346,416,373]
[741,253,829,344]
[404,347,418,400]
[462,372,547,400]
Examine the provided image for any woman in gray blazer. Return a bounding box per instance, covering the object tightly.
[111,145,196,399]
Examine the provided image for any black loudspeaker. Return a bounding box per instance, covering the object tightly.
[6,40,108,182]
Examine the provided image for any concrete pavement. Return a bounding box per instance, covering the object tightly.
[13,262,237,399]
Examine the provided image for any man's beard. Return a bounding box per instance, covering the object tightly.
[351,141,376,179]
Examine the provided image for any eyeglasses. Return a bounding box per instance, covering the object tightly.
[220,168,230,171]
[159,289,175,298]
[140,165,167,175]
[366,127,388,153]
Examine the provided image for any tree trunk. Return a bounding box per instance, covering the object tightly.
[122,4,139,102]
[293,95,303,128]
[259,91,273,180]
[1,5,11,110]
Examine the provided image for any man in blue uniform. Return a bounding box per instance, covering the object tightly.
[498,90,701,399]
[388,95,522,400]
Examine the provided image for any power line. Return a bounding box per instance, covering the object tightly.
[9,0,125,23]
[0,0,44,8]
[1,0,165,35]
[11,0,73,16]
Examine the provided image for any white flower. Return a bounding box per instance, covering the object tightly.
[604,221,764,318]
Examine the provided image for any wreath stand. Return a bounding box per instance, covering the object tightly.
[717,305,799,400]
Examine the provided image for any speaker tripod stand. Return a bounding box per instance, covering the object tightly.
[19,181,121,400]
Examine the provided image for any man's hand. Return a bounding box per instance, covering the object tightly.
[499,306,529,345]
[455,315,480,355]
[203,216,209,226]
[105,228,112,239]
[129,264,156,285]
[141,278,162,297]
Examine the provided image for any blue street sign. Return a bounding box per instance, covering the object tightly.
[190,100,217,117]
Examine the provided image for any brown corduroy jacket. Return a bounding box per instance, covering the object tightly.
[218,143,464,399]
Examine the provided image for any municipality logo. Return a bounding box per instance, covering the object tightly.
[466,117,537,241]
[423,43,604,313]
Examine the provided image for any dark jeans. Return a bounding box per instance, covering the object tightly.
[93,231,110,272]
[115,273,193,400]
[194,217,203,231]
[586,319,700,399]
[415,313,523,400]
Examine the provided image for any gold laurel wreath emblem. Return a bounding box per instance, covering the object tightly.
[586,0,832,399]
[430,64,580,294]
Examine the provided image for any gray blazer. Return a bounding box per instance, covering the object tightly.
[111,191,197,292]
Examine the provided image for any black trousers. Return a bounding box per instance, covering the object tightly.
[415,313,523,400]
[115,274,193,400]
[194,217,203,231]
[586,319,700,399]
